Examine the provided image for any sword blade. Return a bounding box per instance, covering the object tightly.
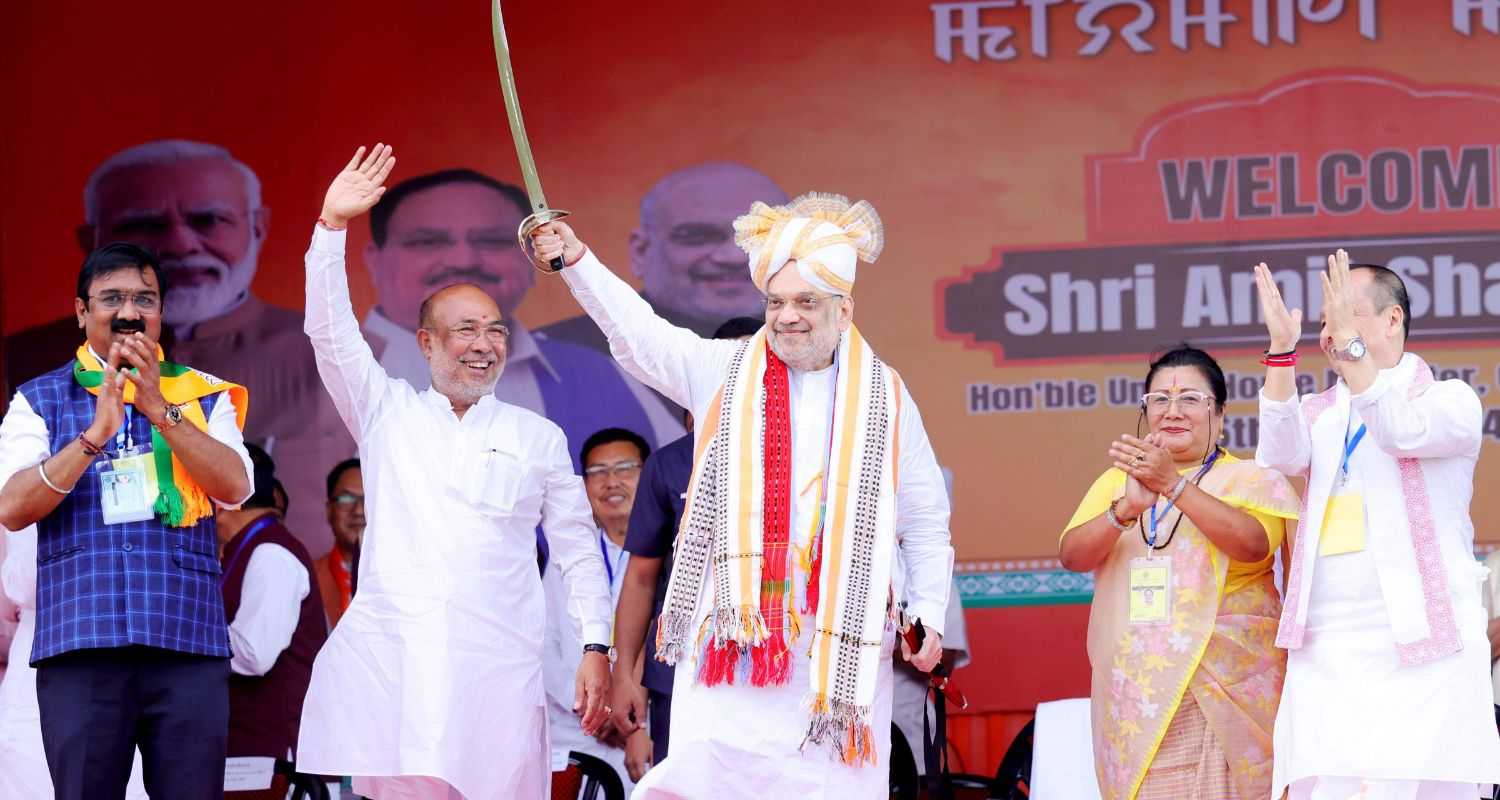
[491,0,548,213]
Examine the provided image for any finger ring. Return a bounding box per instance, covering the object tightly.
[604,706,612,714]
[1133,454,1144,464]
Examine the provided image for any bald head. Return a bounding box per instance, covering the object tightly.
[418,282,502,331]
[639,162,787,233]
[632,162,788,323]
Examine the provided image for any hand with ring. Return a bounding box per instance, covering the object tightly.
[1109,433,1178,495]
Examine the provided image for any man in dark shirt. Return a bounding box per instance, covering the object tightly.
[607,317,761,777]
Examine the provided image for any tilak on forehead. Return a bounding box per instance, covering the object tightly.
[732,192,885,294]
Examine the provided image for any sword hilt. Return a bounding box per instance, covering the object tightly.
[518,209,573,273]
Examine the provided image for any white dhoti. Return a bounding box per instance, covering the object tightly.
[1273,547,1500,793]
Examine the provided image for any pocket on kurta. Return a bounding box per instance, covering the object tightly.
[472,447,525,516]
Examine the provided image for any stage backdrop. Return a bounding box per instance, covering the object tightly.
[7,1,1500,713]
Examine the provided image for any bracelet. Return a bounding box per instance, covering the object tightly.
[1261,353,1298,367]
[37,461,71,495]
[582,642,610,656]
[1105,499,1137,531]
[1263,347,1296,358]
[316,217,346,231]
[1166,475,1190,503]
[76,433,104,457]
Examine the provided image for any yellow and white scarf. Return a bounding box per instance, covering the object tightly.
[655,325,902,765]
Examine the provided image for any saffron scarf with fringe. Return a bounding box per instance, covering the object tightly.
[655,324,901,766]
[73,343,248,527]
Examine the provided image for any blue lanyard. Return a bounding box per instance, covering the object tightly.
[1148,448,1221,548]
[220,514,278,588]
[1340,417,1368,481]
[598,533,625,587]
[115,407,135,455]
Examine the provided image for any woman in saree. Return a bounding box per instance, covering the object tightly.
[1060,345,1300,799]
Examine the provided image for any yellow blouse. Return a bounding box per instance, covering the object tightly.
[1062,452,1290,595]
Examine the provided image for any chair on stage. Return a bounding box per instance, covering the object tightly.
[551,750,625,800]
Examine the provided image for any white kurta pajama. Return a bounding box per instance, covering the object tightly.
[1258,352,1500,798]
[558,250,954,798]
[296,227,613,800]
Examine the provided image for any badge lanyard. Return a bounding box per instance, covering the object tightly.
[598,532,627,588]
[220,514,279,588]
[1147,448,1221,548]
[1339,416,1367,486]
[115,406,137,457]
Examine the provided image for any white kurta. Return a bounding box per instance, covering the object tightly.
[1258,353,1500,794]
[543,531,634,792]
[559,251,954,798]
[0,527,148,799]
[296,226,613,800]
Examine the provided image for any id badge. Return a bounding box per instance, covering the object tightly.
[1319,475,1367,556]
[1128,556,1172,626]
[99,452,158,525]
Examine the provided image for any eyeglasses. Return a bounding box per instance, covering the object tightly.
[89,291,160,313]
[765,293,843,315]
[583,461,642,482]
[330,492,364,509]
[1141,390,1212,412]
[434,323,510,344]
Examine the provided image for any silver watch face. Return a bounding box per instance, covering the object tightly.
[1345,337,1367,360]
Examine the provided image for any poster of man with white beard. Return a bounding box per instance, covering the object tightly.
[2,140,354,559]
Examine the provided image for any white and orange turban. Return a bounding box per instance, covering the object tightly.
[732,192,884,295]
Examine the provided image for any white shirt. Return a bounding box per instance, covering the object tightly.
[542,528,634,791]
[226,537,311,677]
[363,309,685,449]
[0,387,254,510]
[295,226,611,800]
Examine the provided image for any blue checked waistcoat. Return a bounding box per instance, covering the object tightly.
[19,363,232,664]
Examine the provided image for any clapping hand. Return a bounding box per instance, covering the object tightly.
[1110,433,1176,495]
[1253,261,1303,353]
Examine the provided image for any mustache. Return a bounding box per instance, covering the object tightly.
[423,266,501,287]
[110,317,147,334]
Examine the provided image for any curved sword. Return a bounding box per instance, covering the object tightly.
[491,0,569,271]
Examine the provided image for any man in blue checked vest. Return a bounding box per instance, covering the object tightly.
[0,241,254,799]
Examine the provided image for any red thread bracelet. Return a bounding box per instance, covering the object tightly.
[76,433,104,457]
[317,217,346,231]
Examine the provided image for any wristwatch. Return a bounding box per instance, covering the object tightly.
[156,402,184,430]
[1332,335,1367,362]
[583,643,615,664]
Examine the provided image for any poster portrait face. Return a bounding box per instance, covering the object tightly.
[83,141,269,332]
[630,163,788,324]
[365,174,535,331]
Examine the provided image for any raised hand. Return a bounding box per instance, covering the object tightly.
[1253,262,1303,352]
[320,144,397,229]
[529,221,585,269]
[1320,248,1357,342]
